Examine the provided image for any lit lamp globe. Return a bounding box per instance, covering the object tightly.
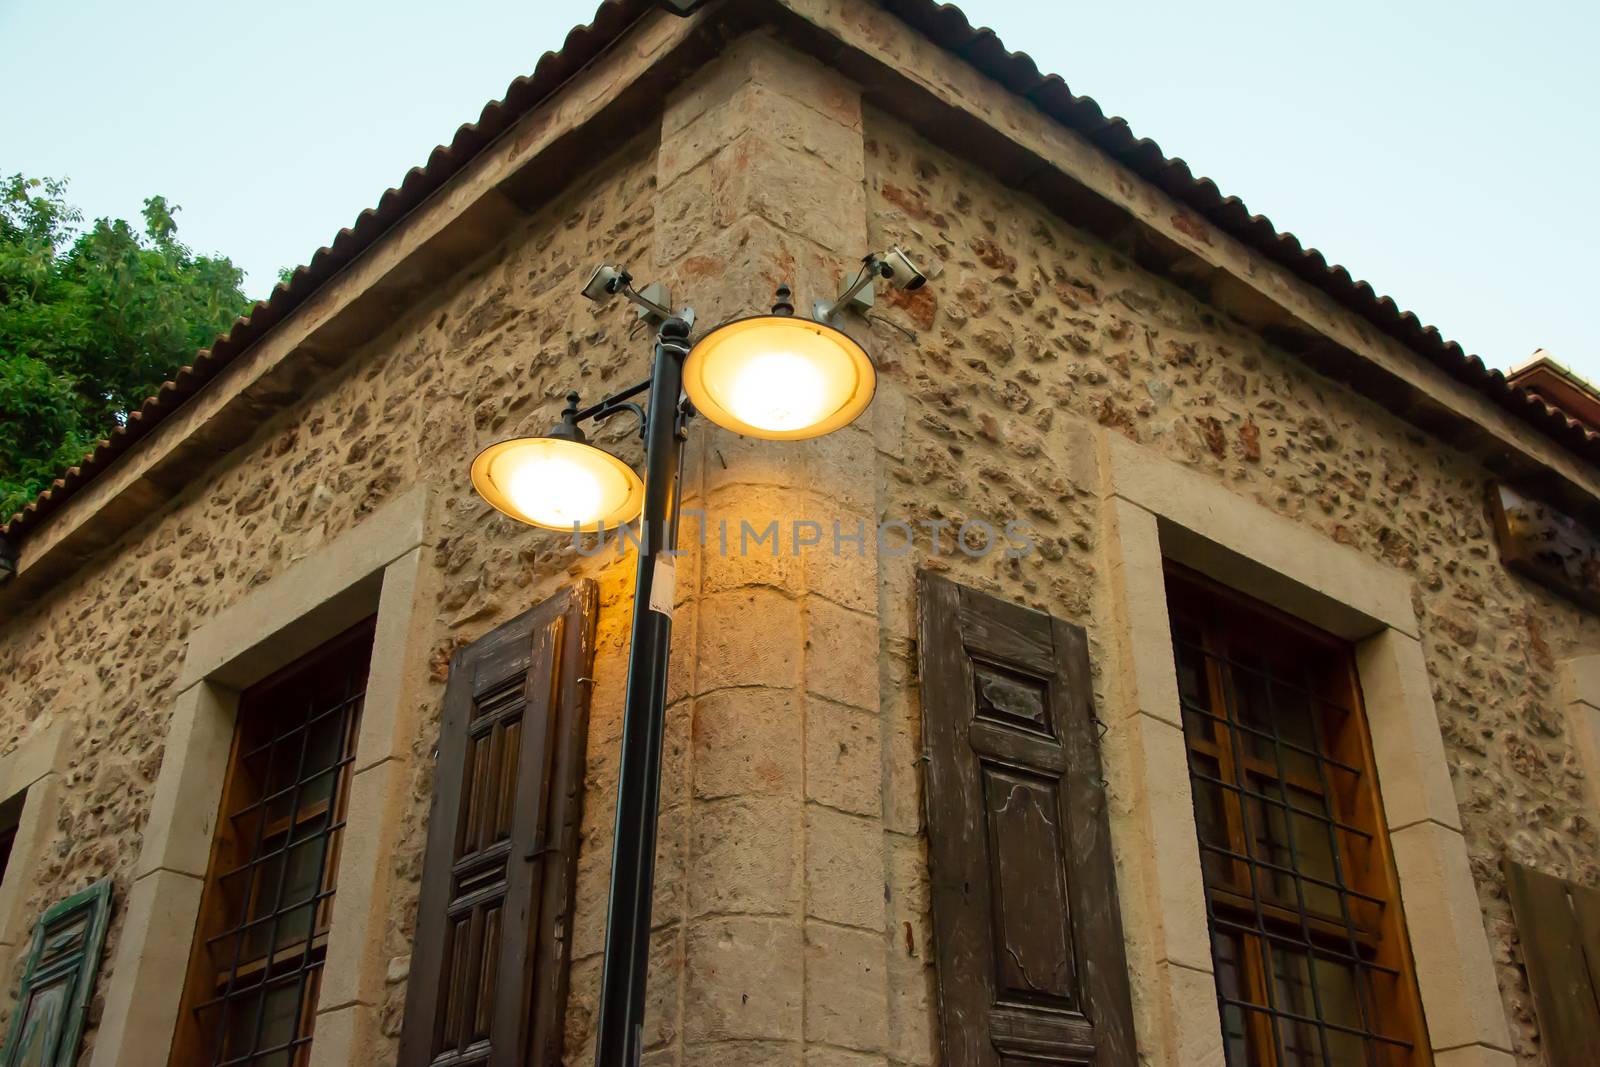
[684,307,874,441]
[470,413,645,532]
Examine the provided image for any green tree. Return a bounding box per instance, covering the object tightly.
[0,173,252,519]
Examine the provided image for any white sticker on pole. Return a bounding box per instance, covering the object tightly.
[648,556,676,619]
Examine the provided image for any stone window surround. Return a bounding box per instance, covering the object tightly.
[91,485,433,1067]
[1085,424,1516,1067]
[0,719,70,1016]
[1558,656,1600,812]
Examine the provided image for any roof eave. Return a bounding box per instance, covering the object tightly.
[6,0,1599,604]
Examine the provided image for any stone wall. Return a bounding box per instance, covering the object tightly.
[361,134,664,1063]
[0,131,661,1064]
[860,108,1600,1066]
[604,35,897,1067]
[0,24,1593,1067]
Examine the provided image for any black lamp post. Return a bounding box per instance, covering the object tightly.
[469,252,927,1066]
[591,315,692,1066]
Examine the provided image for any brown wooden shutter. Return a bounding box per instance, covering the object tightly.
[917,572,1136,1066]
[400,581,598,1067]
[1504,857,1600,1065]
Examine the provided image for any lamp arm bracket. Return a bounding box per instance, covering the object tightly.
[574,378,652,440]
[593,401,648,440]
[814,253,891,322]
[574,378,650,422]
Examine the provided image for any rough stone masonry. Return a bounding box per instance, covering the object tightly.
[0,7,1591,1067]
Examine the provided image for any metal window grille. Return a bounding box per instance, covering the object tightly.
[178,621,374,1067]
[1167,571,1424,1067]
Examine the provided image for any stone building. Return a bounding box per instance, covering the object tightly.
[1,1,1596,1065]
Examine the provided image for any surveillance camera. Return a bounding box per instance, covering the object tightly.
[882,248,926,291]
[582,264,627,303]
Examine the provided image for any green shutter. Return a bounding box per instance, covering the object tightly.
[0,878,113,1067]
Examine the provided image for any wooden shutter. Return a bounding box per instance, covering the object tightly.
[400,582,598,1067]
[1504,858,1600,1065]
[0,878,113,1067]
[917,572,1136,1066]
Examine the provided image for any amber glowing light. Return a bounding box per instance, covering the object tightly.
[683,315,875,440]
[470,436,645,531]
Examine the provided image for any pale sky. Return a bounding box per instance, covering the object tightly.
[2,0,1596,377]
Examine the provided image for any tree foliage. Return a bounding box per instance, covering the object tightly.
[0,173,252,520]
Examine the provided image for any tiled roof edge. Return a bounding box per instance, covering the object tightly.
[881,0,1600,461]
[1,0,654,540]
[7,0,1593,546]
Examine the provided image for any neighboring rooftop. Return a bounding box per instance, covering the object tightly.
[3,0,1597,548]
[1509,350,1600,434]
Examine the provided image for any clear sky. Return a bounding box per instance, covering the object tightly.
[3,0,1596,377]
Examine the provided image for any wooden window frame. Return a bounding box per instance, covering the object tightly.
[169,620,376,1067]
[1091,426,1512,1063]
[93,487,432,1067]
[1166,564,1429,1066]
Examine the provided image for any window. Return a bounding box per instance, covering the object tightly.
[1166,566,1428,1066]
[171,620,375,1067]
[0,792,21,886]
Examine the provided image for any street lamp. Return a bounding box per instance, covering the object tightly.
[470,250,928,1066]
[685,309,874,440]
[470,396,646,531]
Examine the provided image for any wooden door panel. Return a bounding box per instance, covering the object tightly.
[982,763,1078,1009]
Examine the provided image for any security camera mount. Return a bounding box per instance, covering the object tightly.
[814,253,887,323]
[591,249,927,332]
[813,247,928,323]
[581,264,683,328]
[627,282,675,326]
